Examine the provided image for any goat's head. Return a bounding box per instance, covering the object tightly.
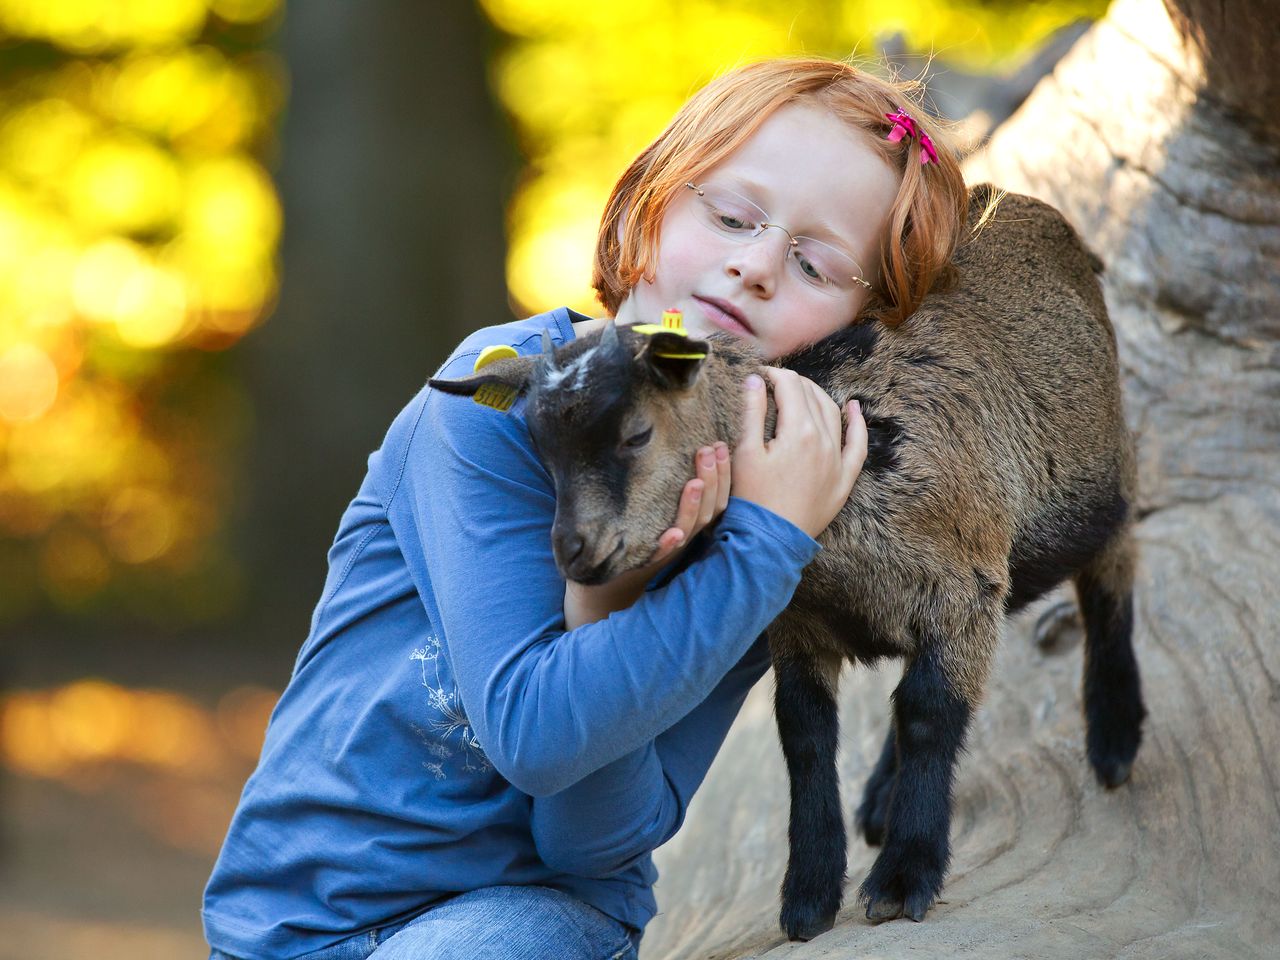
[430,321,726,584]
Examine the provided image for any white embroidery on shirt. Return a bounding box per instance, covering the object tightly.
[410,637,491,774]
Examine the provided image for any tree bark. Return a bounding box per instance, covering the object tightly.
[643,1,1280,956]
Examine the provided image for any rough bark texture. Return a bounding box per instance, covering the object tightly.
[641,1,1280,956]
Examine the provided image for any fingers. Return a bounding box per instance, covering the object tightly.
[651,440,733,564]
[671,476,702,544]
[762,367,805,439]
[806,376,842,450]
[713,441,731,515]
[729,369,865,539]
[692,447,715,530]
[692,443,729,530]
[766,368,843,453]
[737,373,767,453]
[843,399,868,486]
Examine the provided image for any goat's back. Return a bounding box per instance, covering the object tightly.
[783,186,1135,650]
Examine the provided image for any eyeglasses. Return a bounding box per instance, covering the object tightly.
[685,182,872,296]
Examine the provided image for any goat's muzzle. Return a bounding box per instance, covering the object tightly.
[553,522,626,585]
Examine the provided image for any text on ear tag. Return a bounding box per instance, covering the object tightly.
[472,344,520,411]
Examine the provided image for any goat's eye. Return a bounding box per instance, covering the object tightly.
[622,427,653,451]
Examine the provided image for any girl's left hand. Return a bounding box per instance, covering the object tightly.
[564,441,731,629]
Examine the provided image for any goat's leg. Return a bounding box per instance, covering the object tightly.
[859,628,992,923]
[854,722,896,846]
[1077,530,1145,787]
[774,648,844,941]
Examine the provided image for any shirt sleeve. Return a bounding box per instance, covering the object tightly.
[529,634,771,877]
[397,375,817,798]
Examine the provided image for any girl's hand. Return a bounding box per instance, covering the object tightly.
[563,442,731,629]
[731,368,867,539]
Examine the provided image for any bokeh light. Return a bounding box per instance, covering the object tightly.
[0,0,210,53]
[0,679,279,780]
[0,343,60,421]
[0,0,283,622]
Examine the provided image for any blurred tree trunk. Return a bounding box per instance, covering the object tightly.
[233,1,517,647]
[643,1,1280,957]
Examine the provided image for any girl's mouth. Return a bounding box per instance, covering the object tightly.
[694,296,754,336]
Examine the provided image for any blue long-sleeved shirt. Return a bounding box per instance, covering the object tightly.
[202,307,821,959]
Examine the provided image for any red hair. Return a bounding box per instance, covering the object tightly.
[592,58,968,326]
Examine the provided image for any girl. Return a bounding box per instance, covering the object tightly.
[203,57,968,960]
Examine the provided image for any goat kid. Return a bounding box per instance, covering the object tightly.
[430,186,1146,942]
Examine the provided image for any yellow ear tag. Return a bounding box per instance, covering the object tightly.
[472,344,520,411]
[630,308,706,360]
[631,307,688,339]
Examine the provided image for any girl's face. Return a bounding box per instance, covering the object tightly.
[615,103,901,360]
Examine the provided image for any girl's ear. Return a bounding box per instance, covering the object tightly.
[640,331,709,390]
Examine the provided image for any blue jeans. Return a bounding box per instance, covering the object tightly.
[209,886,642,960]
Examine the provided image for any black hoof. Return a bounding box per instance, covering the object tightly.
[1086,700,1144,788]
[780,901,837,941]
[1033,598,1082,654]
[903,889,934,922]
[859,849,943,925]
[865,890,936,923]
[1091,751,1135,788]
[865,895,903,922]
[779,861,843,942]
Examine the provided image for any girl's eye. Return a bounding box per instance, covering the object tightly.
[622,427,653,451]
[794,250,832,285]
[710,204,755,231]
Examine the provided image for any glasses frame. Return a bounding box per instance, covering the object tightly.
[684,182,873,293]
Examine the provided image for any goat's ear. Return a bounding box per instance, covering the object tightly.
[428,354,540,412]
[640,331,709,390]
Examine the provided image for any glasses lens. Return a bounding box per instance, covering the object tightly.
[692,186,763,238]
[791,237,862,295]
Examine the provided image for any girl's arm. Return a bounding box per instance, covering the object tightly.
[397,371,819,798]
[529,633,771,877]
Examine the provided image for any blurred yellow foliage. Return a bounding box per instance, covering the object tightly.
[0,0,281,51]
[0,679,279,780]
[0,0,283,618]
[477,0,1105,314]
[0,343,60,421]
[68,133,183,232]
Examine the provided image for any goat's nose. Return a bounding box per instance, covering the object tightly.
[556,530,624,585]
[559,531,585,568]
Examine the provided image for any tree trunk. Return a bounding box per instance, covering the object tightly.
[232,1,517,647]
[643,1,1280,956]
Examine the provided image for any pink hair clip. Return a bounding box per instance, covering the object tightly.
[885,109,939,166]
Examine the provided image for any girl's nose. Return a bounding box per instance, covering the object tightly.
[724,233,785,294]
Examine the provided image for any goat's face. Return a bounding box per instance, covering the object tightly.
[429,322,716,584]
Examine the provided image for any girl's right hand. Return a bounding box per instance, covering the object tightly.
[731,368,868,539]
[564,441,730,630]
